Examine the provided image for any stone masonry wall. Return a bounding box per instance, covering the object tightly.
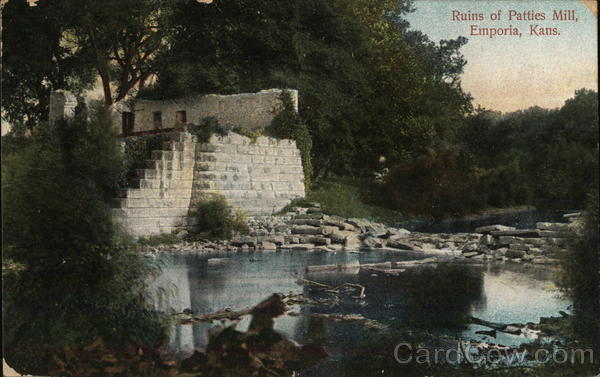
[113,89,298,134]
[191,133,305,216]
[113,131,305,237]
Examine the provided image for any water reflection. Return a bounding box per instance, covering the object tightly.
[151,250,570,358]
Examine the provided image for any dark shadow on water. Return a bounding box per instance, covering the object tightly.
[303,264,485,331]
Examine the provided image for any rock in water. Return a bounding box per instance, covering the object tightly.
[475,224,516,234]
[344,234,362,250]
[387,236,414,250]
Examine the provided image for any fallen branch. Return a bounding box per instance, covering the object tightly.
[468,316,525,335]
[310,313,386,330]
[296,278,366,299]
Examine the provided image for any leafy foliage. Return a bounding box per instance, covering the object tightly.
[559,181,599,348]
[379,148,482,219]
[187,116,229,143]
[137,233,180,247]
[267,91,313,191]
[307,178,408,224]
[119,133,170,189]
[144,0,471,178]
[462,89,599,211]
[2,108,164,375]
[189,194,249,241]
[1,0,95,128]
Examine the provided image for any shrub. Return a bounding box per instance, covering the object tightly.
[267,91,313,192]
[189,194,249,240]
[231,125,264,144]
[380,148,483,219]
[2,107,164,375]
[137,232,180,246]
[558,187,599,348]
[187,116,229,143]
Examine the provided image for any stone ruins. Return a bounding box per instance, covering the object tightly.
[49,89,305,237]
[113,89,298,135]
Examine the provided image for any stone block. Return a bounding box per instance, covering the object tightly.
[387,236,414,250]
[497,236,517,245]
[539,231,571,238]
[509,244,530,251]
[344,234,362,250]
[475,224,516,233]
[505,249,525,258]
[490,229,540,237]
[260,241,278,250]
[536,222,571,231]
[291,225,321,235]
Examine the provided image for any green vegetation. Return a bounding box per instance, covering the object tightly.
[2,108,164,375]
[231,126,264,144]
[558,179,599,350]
[187,116,229,143]
[145,0,470,182]
[377,148,482,219]
[3,1,597,376]
[266,91,313,192]
[137,232,180,247]
[459,89,598,211]
[305,178,408,224]
[189,194,250,241]
[119,133,170,189]
[4,0,598,218]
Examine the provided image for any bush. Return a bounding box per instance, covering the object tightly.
[380,148,483,219]
[559,187,599,349]
[189,194,249,240]
[137,232,180,246]
[2,107,164,375]
[187,116,229,143]
[267,91,313,192]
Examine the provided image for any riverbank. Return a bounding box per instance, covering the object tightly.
[139,202,580,269]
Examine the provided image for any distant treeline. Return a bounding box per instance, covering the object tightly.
[461,89,598,211]
[377,89,598,218]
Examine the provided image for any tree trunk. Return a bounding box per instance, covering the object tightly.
[99,69,113,106]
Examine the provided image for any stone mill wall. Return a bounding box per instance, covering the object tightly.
[113,89,299,135]
[191,133,305,216]
[113,131,305,237]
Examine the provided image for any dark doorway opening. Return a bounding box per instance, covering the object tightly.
[122,112,135,136]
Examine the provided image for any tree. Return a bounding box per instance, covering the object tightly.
[65,0,171,105]
[146,0,472,177]
[2,107,163,374]
[462,89,598,211]
[1,0,94,128]
[1,0,174,128]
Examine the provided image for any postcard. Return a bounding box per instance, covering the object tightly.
[2,1,598,376]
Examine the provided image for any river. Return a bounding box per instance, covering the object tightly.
[150,247,570,371]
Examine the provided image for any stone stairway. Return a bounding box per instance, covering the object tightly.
[113,132,197,236]
[113,131,306,237]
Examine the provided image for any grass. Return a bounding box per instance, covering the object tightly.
[137,232,180,246]
[305,178,411,224]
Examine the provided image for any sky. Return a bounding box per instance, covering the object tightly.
[405,0,598,112]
